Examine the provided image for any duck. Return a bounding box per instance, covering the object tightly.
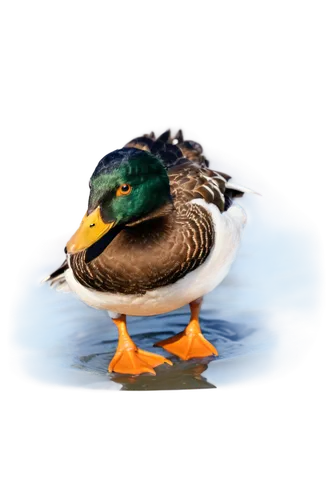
[45,129,255,376]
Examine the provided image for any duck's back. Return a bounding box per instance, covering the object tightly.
[126,129,244,212]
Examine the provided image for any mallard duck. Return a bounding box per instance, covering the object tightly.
[45,130,254,375]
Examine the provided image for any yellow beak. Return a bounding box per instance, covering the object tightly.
[66,207,115,254]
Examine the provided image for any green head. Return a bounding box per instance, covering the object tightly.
[88,148,171,224]
[66,148,172,255]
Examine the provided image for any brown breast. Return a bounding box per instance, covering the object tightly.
[70,199,214,295]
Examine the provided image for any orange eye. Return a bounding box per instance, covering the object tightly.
[116,184,132,196]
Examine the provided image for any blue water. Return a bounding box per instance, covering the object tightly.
[8,154,325,392]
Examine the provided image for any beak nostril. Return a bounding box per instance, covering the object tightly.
[89,223,95,228]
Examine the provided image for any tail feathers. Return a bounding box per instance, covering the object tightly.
[225,181,261,196]
[125,129,209,168]
[42,260,70,292]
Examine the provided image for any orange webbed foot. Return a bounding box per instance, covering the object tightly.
[108,347,172,375]
[155,299,218,360]
[108,314,172,375]
[155,330,218,360]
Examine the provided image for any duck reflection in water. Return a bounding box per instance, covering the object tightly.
[77,347,216,390]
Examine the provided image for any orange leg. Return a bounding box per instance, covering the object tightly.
[155,299,218,360]
[108,315,172,375]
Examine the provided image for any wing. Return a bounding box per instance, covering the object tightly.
[168,162,227,212]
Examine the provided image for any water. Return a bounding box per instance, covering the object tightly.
[16,201,317,390]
